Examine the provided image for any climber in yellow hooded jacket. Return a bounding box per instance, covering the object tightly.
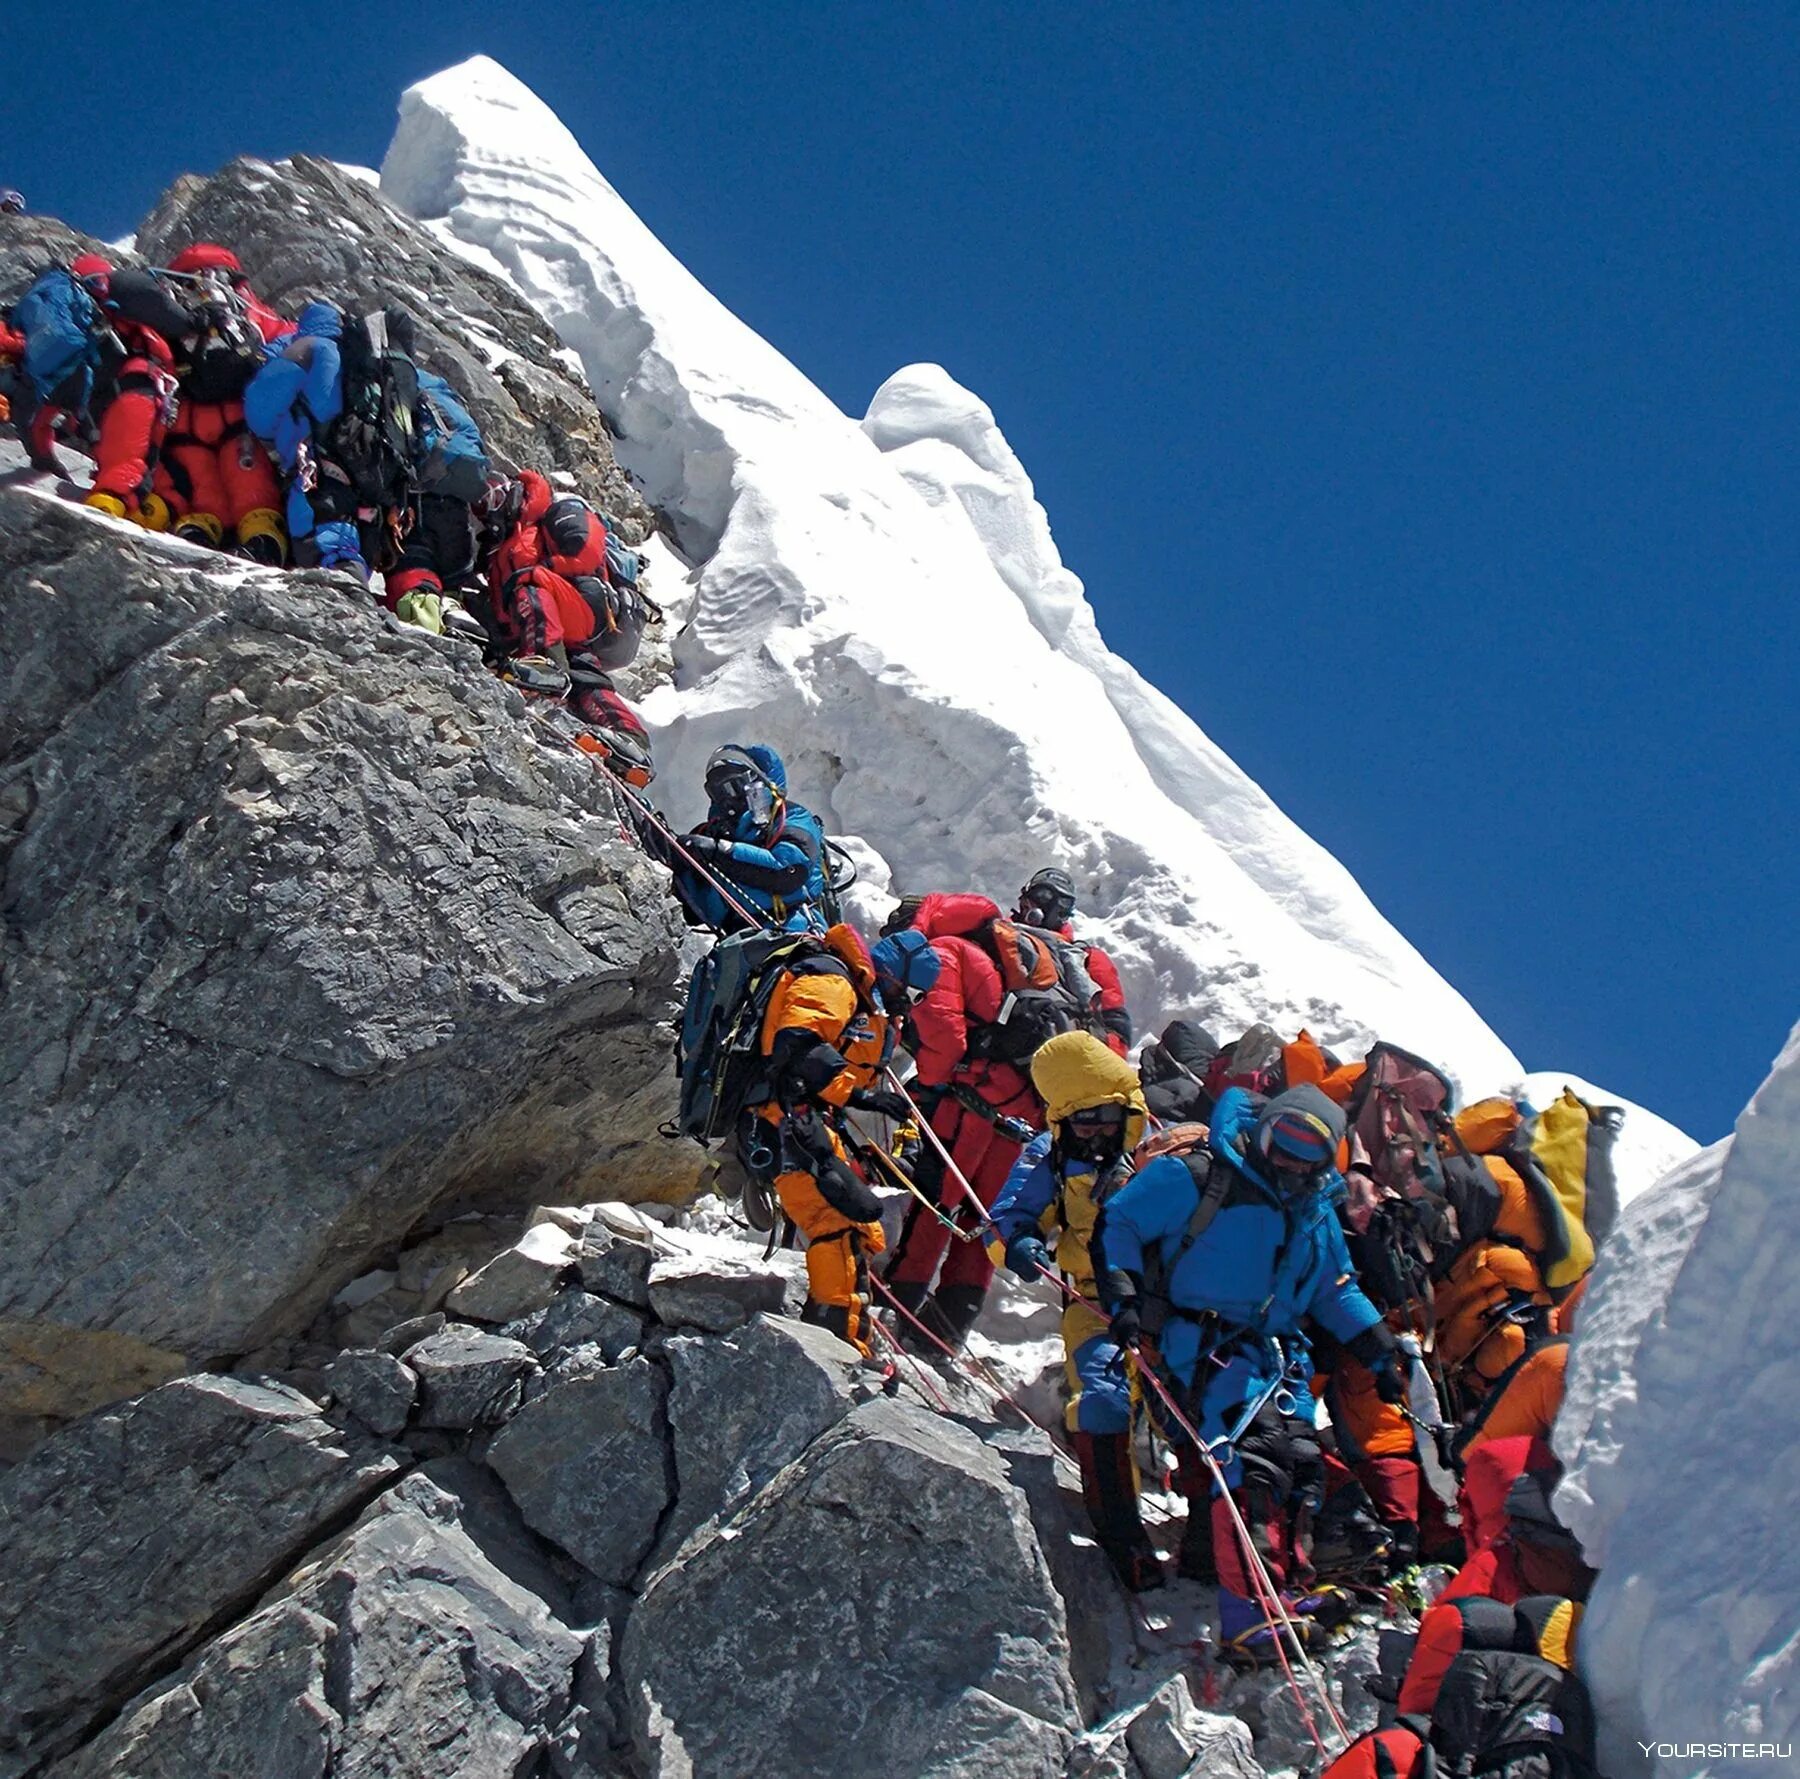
[988,1032,1163,1589]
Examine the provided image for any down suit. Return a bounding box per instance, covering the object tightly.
[1099,1084,1393,1642]
[884,893,1045,1346]
[748,924,892,1355]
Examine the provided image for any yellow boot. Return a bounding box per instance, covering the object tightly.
[174,511,224,548]
[83,490,128,520]
[236,507,288,568]
[135,492,174,532]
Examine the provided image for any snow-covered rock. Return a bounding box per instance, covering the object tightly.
[1558,1021,1800,1775]
[378,56,1527,1102]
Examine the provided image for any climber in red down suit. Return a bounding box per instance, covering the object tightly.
[883,892,1046,1351]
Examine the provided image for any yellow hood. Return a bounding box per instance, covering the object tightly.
[1030,1032,1148,1151]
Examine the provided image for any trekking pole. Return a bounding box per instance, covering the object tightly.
[879,1069,1006,1244]
[1035,1264,1350,1755]
[843,1121,982,1242]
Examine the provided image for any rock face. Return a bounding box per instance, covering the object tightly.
[622,1399,1084,1779]
[48,1475,587,1779]
[0,493,691,1445]
[0,1374,401,1775]
[134,154,652,537]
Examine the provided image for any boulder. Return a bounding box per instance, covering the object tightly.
[646,1257,787,1333]
[444,1221,579,1323]
[320,1349,417,1438]
[47,1474,585,1779]
[506,1288,645,1366]
[0,494,691,1441]
[487,1353,671,1586]
[0,1373,400,1774]
[623,1399,1082,1778]
[578,1222,656,1308]
[656,1313,868,1559]
[405,1326,537,1430]
[1125,1677,1263,1779]
[977,1422,1136,1721]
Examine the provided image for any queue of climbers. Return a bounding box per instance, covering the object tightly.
[642,741,1617,1773]
[4,222,1618,1777]
[0,241,659,784]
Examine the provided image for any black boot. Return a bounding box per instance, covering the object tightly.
[1176,1503,1217,1583]
[1075,1432,1165,1593]
[923,1282,987,1352]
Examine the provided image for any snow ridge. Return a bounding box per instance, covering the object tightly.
[378,57,1693,1162]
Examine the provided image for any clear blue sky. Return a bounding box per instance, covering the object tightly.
[6,5,1795,1140]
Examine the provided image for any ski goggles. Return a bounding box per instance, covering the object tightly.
[705,746,778,827]
[1064,1104,1127,1137]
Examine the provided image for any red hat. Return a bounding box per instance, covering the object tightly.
[167,243,242,277]
[70,253,112,280]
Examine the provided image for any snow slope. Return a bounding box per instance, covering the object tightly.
[376,58,1696,1189]
[1557,1021,1800,1774]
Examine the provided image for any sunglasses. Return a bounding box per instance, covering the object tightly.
[1066,1106,1126,1132]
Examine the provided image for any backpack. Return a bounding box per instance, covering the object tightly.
[1320,1728,1427,1779]
[674,928,824,1144]
[1202,1023,1287,1102]
[604,527,644,593]
[1418,1647,1595,1778]
[972,917,1104,1065]
[326,310,419,509]
[571,573,650,671]
[173,270,267,403]
[1346,1042,1456,1200]
[1450,1094,1609,1293]
[9,265,101,406]
[1119,1122,1231,1343]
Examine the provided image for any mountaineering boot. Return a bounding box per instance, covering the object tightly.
[83,489,128,519]
[1309,1491,1393,1586]
[237,508,288,568]
[175,512,224,550]
[394,589,447,633]
[1177,1502,1217,1583]
[501,653,572,698]
[438,595,489,644]
[1074,1431,1165,1593]
[136,492,174,532]
[1216,1587,1322,1670]
[1382,1518,1420,1575]
[923,1282,986,1352]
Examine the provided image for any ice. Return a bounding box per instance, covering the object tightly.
[378,55,1551,1102]
[1557,1022,1800,1774]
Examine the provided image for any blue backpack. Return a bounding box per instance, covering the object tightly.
[674,929,821,1143]
[603,527,644,593]
[10,266,102,406]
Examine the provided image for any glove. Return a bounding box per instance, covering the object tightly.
[1005,1234,1053,1282]
[782,1104,837,1165]
[681,833,722,861]
[1108,1300,1142,1351]
[848,1088,910,1120]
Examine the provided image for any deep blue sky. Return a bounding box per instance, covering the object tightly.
[6,6,1796,1139]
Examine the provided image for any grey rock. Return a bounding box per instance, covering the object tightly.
[550,1634,626,1779]
[406,1326,537,1430]
[374,1312,447,1356]
[1064,1729,1135,1779]
[0,214,132,312]
[1125,1677,1263,1779]
[444,1222,577,1324]
[623,1398,1081,1778]
[506,1288,645,1366]
[0,1373,400,1774]
[1226,1620,1380,1772]
[50,1474,584,1779]
[487,1354,670,1587]
[320,1350,417,1438]
[979,1421,1136,1722]
[0,493,692,1442]
[578,1222,656,1308]
[646,1257,786,1333]
[656,1313,866,1559]
[134,155,652,533]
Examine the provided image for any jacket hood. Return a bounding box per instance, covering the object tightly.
[742,744,787,792]
[1256,1084,1347,1166]
[167,242,241,276]
[296,301,342,340]
[1030,1032,1147,1153]
[870,928,940,995]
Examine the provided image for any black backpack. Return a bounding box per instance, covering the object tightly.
[173,270,266,402]
[326,309,420,509]
[1415,1647,1596,1779]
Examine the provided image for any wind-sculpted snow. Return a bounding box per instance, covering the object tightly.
[1557,1022,1800,1775]
[379,56,1527,1098]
